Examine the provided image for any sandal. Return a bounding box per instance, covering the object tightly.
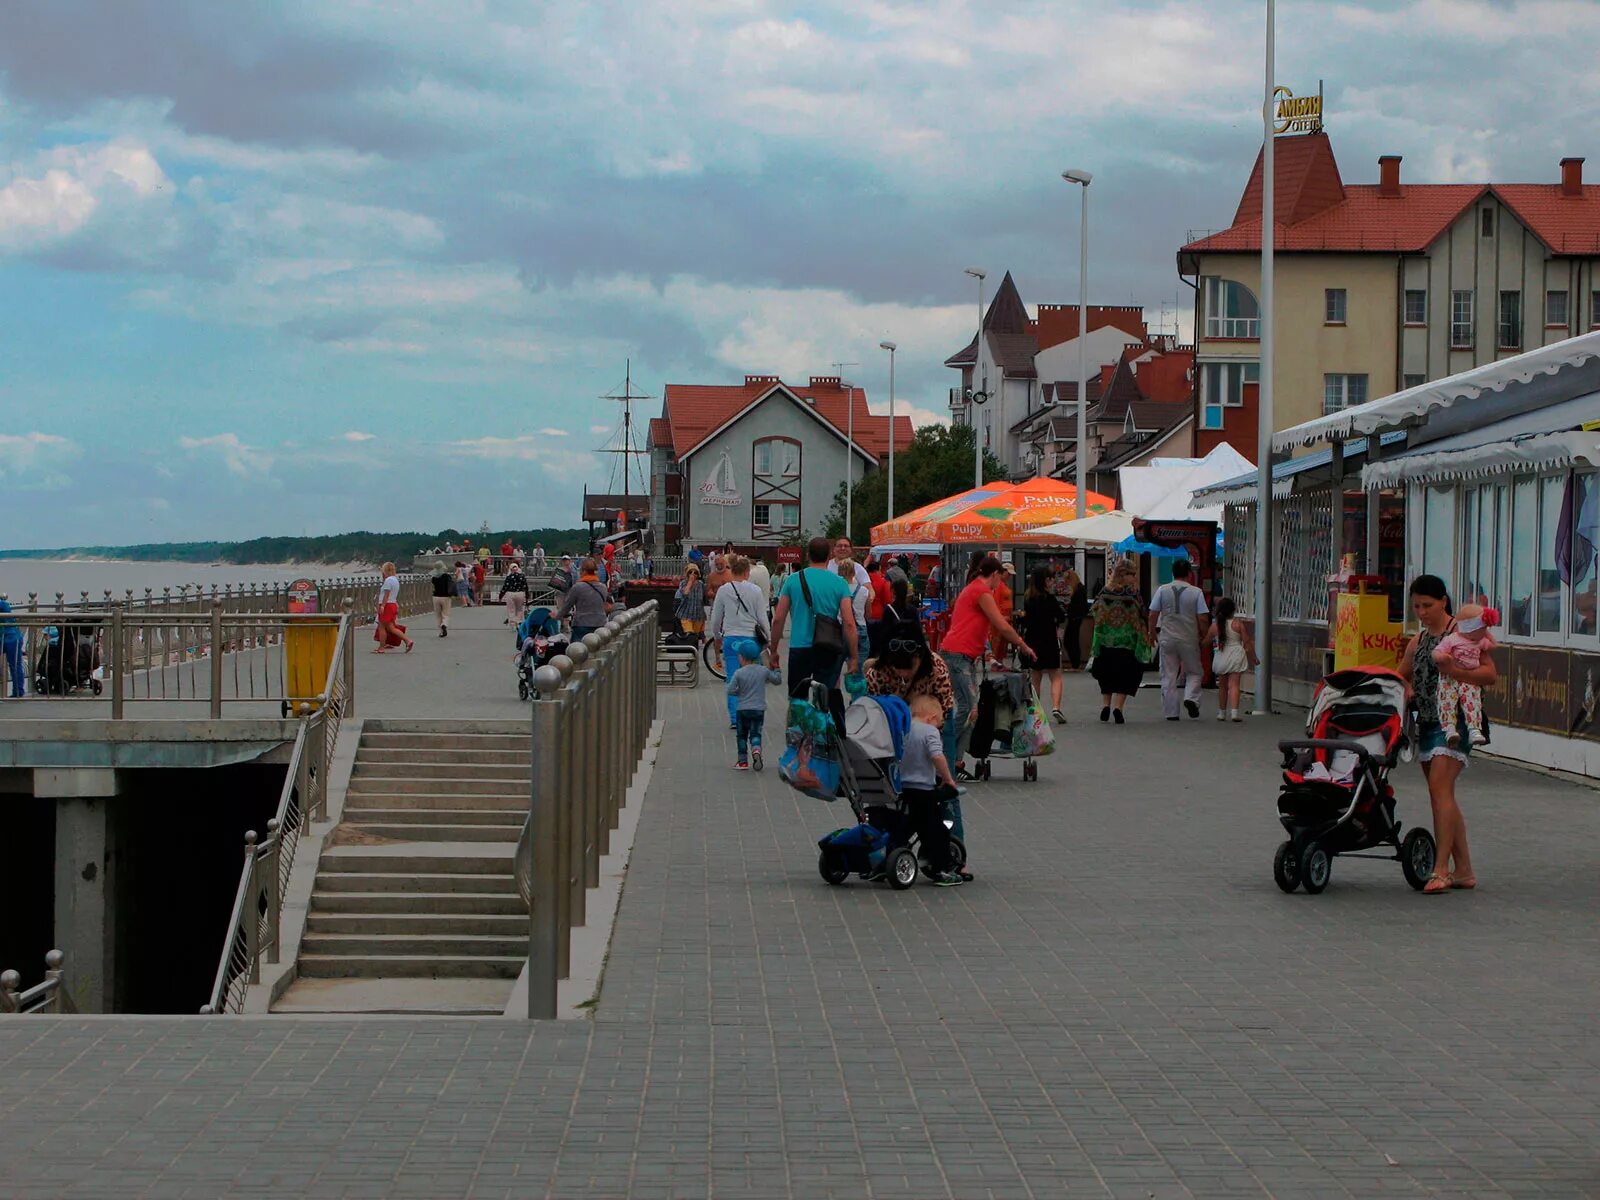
[1422,872,1452,895]
[1449,875,1477,890]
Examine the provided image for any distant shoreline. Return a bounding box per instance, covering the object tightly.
[0,555,379,572]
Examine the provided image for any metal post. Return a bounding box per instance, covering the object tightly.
[974,274,986,487]
[342,599,356,718]
[242,831,260,984]
[886,345,897,519]
[1329,440,1345,575]
[846,383,854,539]
[1365,434,1383,575]
[264,818,281,965]
[110,605,125,720]
[210,602,224,718]
[1254,0,1277,714]
[1076,178,1090,574]
[528,691,561,1019]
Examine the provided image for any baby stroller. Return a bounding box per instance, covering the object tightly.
[966,669,1042,781]
[514,607,568,700]
[1273,666,1434,895]
[789,683,966,890]
[35,623,102,696]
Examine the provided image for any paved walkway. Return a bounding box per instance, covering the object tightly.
[3,657,1599,1197]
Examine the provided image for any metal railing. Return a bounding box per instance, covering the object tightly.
[0,582,419,713]
[201,615,355,1014]
[0,951,75,1014]
[517,600,659,1018]
[1,572,429,618]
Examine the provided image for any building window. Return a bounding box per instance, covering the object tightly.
[754,442,772,474]
[1538,474,1565,634]
[1404,289,1427,325]
[1570,473,1598,637]
[1203,277,1260,339]
[1199,361,1258,430]
[753,436,800,478]
[753,503,771,529]
[1324,288,1347,325]
[1403,373,1425,389]
[1498,290,1522,350]
[1592,289,1600,329]
[1480,208,1494,238]
[781,503,800,528]
[665,496,681,523]
[1509,475,1536,636]
[1547,289,1570,328]
[1451,290,1475,349]
[1322,373,1368,414]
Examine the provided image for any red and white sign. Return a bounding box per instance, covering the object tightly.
[776,546,802,564]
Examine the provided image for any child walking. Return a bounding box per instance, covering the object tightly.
[901,695,964,886]
[1432,603,1498,747]
[1208,597,1255,722]
[727,643,781,770]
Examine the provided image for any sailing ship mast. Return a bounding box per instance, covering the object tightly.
[599,360,653,496]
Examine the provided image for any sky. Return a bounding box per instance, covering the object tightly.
[2,0,1597,547]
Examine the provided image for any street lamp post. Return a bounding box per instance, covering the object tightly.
[834,360,859,539]
[1062,168,1093,574]
[964,267,988,488]
[1255,0,1276,714]
[879,341,898,519]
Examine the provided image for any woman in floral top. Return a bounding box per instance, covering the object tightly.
[865,620,956,747]
[1089,559,1152,724]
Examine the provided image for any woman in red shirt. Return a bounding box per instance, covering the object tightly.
[939,556,1034,779]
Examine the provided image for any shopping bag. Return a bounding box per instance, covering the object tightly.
[1011,695,1056,757]
[778,696,842,799]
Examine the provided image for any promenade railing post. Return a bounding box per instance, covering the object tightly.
[242,831,260,985]
[341,599,357,718]
[110,604,125,720]
[209,602,224,717]
[548,651,578,981]
[264,818,281,965]
[528,671,563,1019]
[591,628,612,872]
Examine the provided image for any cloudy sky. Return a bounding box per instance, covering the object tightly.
[2,0,1594,546]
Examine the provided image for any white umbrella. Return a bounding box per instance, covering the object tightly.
[1029,509,1136,544]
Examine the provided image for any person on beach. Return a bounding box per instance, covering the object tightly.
[1206,596,1254,722]
[1089,560,1150,724]
[1022,566,1067,723]
[707,555,772,731]
[554,556,613,642]
[430,561,453,638]
[1400,575,1497,894]
[499,559,529,628]
[726,642,782,771]
[374,562,413,654]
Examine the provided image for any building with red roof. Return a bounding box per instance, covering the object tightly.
[645,373,912,552]
[1179,131,1600,456]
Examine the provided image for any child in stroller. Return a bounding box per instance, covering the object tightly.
[1272,666,1435,895]
[514,607,568,700]
[799,683,967,890]
[35,623,102,696]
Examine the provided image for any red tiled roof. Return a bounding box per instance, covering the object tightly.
[647,417,671,447]
[658,377,912,462]
[1031,305,1149,350]
[1184,133,1600,257]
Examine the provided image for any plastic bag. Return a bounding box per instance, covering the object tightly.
[778,696,842,799]
[1011,695,1056,757]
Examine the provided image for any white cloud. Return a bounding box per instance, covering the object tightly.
[0,432,81,488]
[178,433,274,476]
[0,140,171,254]
[443,436,598,481]
[339,431,377,442]
[537,427,569,437]
[589,424,611,435]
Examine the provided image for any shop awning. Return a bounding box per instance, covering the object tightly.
[1361,389,1600,490]
[1190,432,1407,508]
[1029,510,1137,545]
[1270,330,1600,452]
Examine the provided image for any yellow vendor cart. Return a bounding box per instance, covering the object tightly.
[283,614,341,718]
[1331,574,1406,671]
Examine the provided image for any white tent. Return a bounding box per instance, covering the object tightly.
[1029,510,1137,544]
[1119,442,1254,525]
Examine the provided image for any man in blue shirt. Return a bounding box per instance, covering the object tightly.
[769,536,859,697]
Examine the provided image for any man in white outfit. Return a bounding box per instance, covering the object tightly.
[1148,558,1210,721]
[827,537,871,589]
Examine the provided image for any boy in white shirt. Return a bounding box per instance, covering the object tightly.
[901,695,962,886]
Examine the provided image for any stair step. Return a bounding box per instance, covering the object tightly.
[360,732,526,751]
[342,792,528,811]
[317,872,518,895]
[340,807,526,826]
[306,913,527,936]
[347,777,528,797]
[319,851,512,875]
[340,823,521,843]
[312,891,525,915]
[272,978,514,1015]
[354,748,527,766]
[352,761,530,780]
[297,954,524,980]
[301,932,527,957]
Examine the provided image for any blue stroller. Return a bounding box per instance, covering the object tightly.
[515,607,567,700]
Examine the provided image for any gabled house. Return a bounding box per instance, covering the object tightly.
[646,374,912,552]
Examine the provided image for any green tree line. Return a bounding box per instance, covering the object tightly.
[822,423,1008,544]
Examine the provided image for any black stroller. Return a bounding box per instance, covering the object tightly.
[966,669,1042,781]
[35,623,102,696]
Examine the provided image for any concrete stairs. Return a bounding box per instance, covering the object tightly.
[276,721,530,1015]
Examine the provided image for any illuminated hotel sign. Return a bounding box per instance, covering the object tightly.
[1273,84,1324,135]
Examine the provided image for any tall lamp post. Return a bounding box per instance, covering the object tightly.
[878,340,898,519]
[964,267,988,488]
[1062,168,1093,574]
[834,360,859,539]
[1255,0,1277,713]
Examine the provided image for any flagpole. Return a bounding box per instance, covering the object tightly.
[1254,0,1276,714]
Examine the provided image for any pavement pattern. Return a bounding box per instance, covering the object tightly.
[3,655,1599,1198]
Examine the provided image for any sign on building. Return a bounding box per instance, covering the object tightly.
[1273,83,1324,135]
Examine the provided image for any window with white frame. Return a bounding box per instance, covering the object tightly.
[753,436,800,478]
[1538,474,1564,634]
[1451,290,1475,349]
[1325,288,1347,324]
[665,495,681,523]
[1421,485,1455,585]
[1203,277,1260,338]
[1322,373,1367,414]
[1404,289,1427,325]
[754,442,772,474]
[781,502,800,528]
[1498,290,1522,349]
[1200,360,1258,429]
[752,503,771,528]
[1547,289,1570,328]
[1508,475,1536,636]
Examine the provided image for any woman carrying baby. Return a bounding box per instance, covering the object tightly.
[1399,575,1498,895]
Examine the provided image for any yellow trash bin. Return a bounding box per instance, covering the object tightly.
[284,616,340,717]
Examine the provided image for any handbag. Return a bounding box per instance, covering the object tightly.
[798,570,846,659]
[731,584,768,650]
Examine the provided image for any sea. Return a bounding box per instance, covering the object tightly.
[0,561,357,607]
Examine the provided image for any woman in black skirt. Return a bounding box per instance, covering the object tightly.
[1022,566,1066,722]
[1088,559,1152,723]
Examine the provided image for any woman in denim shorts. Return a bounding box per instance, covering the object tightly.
[1399,575,1497,895]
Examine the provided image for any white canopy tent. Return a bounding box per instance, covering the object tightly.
[1119,442,1254,524]
[1030,510,1137,545]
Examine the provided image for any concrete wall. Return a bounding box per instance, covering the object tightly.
[681,390,869,545]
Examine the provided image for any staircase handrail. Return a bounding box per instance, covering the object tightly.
[0,951,75,1014]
